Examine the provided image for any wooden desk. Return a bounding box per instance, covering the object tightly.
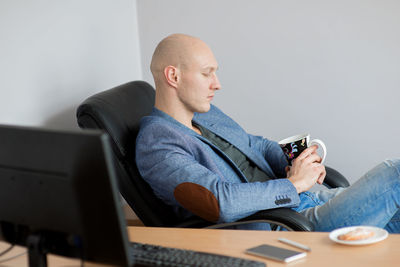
[1,227,399,266]
[128,227,400,267]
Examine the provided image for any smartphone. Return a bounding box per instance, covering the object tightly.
[246,244,307,263]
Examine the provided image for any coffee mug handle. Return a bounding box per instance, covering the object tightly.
[308,139,327,164]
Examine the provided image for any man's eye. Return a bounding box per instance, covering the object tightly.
[202,73,211,77]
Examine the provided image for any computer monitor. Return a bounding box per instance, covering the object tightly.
[0,125,133,266]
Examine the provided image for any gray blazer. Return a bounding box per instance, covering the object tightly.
[135,105,302,225]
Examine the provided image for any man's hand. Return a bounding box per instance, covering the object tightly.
[287,145,326,193]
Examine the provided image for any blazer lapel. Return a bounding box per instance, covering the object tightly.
[193,118,277,179]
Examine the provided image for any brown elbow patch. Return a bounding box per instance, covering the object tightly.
[174,182,220,222]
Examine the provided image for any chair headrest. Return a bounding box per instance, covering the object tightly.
[76,81,155,159]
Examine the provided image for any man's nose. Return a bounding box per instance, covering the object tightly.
[212,74,221,90]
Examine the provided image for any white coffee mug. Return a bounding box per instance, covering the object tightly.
[278,133,327,165]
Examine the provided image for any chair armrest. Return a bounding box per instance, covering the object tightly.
[324,166,350,188]
[174,167,349,231]
[203,208,314,231]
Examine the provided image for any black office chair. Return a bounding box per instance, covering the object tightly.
[76,81,350,231]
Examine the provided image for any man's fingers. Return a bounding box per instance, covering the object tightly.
[295,145,318,161]
[317,165,326,184]
[295,152,322,165]
[309,154,323,164]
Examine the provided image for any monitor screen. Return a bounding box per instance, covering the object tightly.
[0,125,133,266]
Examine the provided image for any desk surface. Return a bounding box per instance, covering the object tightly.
[129,227,400,267]
[1,226,399,266]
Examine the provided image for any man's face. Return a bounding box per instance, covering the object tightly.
[176,45,221,114]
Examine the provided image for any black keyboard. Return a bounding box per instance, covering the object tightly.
[130,242,266,267]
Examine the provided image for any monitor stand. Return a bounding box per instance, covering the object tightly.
[27,234,47,267]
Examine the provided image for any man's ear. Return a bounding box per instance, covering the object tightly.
[164,65,180,88]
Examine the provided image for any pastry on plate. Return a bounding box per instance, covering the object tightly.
[338,227,375,241]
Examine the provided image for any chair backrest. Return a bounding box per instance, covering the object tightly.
[76,81,182,227]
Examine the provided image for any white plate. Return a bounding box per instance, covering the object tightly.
[329,226,388,246]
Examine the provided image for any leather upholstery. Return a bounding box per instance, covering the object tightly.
[77,81,182,227]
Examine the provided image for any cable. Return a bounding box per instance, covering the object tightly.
[0,244,15,257]
[0,243,27,264]
[0,224,28,263]
[0,251,27,263]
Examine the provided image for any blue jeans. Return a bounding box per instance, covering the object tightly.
[298,159,400,233]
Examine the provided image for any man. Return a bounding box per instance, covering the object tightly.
[136,33,400,232]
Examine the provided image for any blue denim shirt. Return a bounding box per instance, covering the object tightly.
[135,105,319,227]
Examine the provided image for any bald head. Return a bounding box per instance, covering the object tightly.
[150,34,214,86]
[150,34,221,125]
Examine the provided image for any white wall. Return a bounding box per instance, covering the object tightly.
[137,0,400,183]
[0,0,142,129]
